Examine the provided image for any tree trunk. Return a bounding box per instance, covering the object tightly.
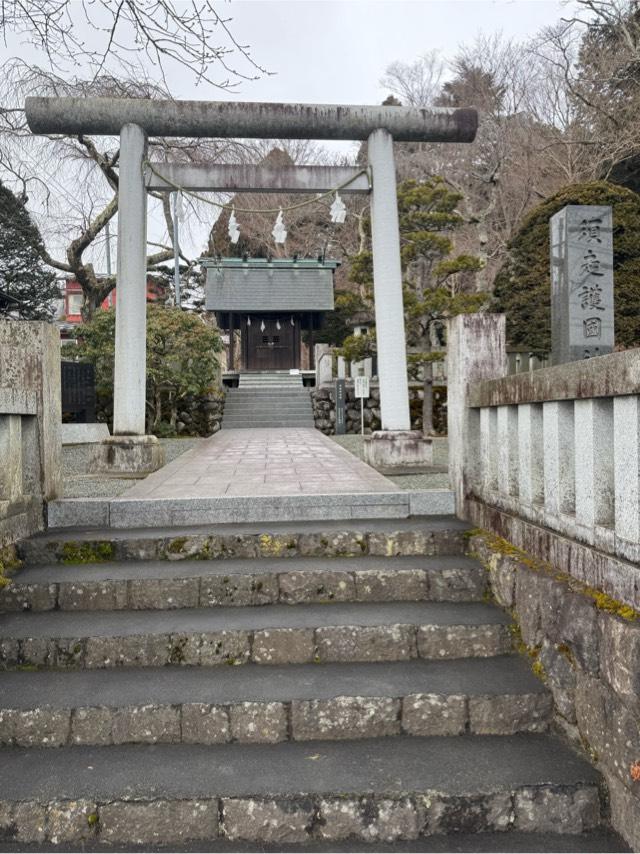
[169,393,177,432]
[422,359,434,436]
[152,388,162,430]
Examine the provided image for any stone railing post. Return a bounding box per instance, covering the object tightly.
[447,314,506,519]
[0,321,61,545]
[315,344,332,386]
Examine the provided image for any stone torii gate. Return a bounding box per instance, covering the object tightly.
[26,97,477,474]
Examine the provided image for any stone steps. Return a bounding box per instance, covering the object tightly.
[225,392,312,400]
[223,379,313,429]
[0,514,613,848]
[0,657,553,748]
[222,420,316,428]
[0,600,512,669]
[0,735,603,845]
[18,516,469,565]
[0,555,487,612]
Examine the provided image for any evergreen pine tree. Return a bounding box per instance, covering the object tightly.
[492,181,640,351]
[347,177,485,433]
[0,181,59,320]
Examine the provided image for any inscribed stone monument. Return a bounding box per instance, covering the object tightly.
[550,205,614,364]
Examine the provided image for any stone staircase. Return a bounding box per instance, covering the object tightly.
[0,517,615,849]
[223,372,314,429]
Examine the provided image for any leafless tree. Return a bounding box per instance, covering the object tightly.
[0,0,269,90]
[380,32,590,291]
[530,0,640,184]
[379,51,447,108]
[0,61,263,318]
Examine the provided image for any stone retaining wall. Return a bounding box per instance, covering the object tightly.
[95,393,225,438]
[311,385,446,435]
[470,530,640,853]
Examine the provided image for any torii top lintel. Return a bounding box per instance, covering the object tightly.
[25,97,478,143]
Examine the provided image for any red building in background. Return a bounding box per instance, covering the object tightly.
[57,275,168,340]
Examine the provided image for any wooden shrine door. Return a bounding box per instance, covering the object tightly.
[245,317,299,370]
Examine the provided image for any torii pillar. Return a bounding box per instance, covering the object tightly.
[25,97,477,474]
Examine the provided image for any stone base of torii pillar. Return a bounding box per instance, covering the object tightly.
[363,430,433,470]
[88,436,165,477]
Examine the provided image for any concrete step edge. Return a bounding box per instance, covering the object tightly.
[0,555,488,612]
[28,509,463,552]
[0,735,604,845]
[0,670,552,747]
[0,601,513,669]
[39,499,459,538]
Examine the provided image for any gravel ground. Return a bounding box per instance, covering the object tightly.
[330,435,450,490]
[62,438,202,498]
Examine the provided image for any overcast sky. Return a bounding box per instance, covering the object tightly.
[3,0,575,268]
[185,0,570,105]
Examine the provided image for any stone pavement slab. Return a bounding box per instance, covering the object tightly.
[120,428,398,500]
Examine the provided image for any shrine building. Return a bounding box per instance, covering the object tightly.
[204,257,338,373]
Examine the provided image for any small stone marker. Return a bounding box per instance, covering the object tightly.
[550,205,614,364]
[335,379,346,435]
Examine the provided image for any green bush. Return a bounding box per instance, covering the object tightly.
[493,181,640,351]
[70,305,223,434]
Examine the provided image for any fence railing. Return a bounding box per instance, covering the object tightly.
[448,314,640,567]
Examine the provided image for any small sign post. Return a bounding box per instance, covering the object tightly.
[335,379,346,435]
[354,375,370,436]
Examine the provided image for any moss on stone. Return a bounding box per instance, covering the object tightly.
[583,587,638,621]
[60,541,115,565]
[531,658,546,680]
[508,622,545,681]
[471,529,640,622]
[258,534,295,558]
[167,537,188,554]
[0,544,22,587]
[168,638,187,664]
[557,642,576,666]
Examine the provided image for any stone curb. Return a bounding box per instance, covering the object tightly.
[18,528,467,567]
[0,691,553,748]
[0,564,487,612]
[0,785,602,844]
[46,490,456,530]
[0,622,512,670]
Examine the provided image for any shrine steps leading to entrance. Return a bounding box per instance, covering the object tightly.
[0,514,621,849]
[223,372,314,428]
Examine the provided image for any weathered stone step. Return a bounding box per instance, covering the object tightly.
[0,657,551,748]
[224,400,311,412]
[0,601,511,669]
[222,421,315,428]
[0,555,487,612]
[21,517,468,565]
[0,735,603,844]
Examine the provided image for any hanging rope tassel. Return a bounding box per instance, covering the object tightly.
[228,208,240,244]
[330,191,346,223]
[272,209,287,244]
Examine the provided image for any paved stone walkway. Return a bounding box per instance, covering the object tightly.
[122,428,399,499]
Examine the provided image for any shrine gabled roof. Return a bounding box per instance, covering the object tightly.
[202,258,338,313]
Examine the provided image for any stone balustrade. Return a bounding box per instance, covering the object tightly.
[448,314,640,609]
[468,348,640,565]
[0,322,61,550]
